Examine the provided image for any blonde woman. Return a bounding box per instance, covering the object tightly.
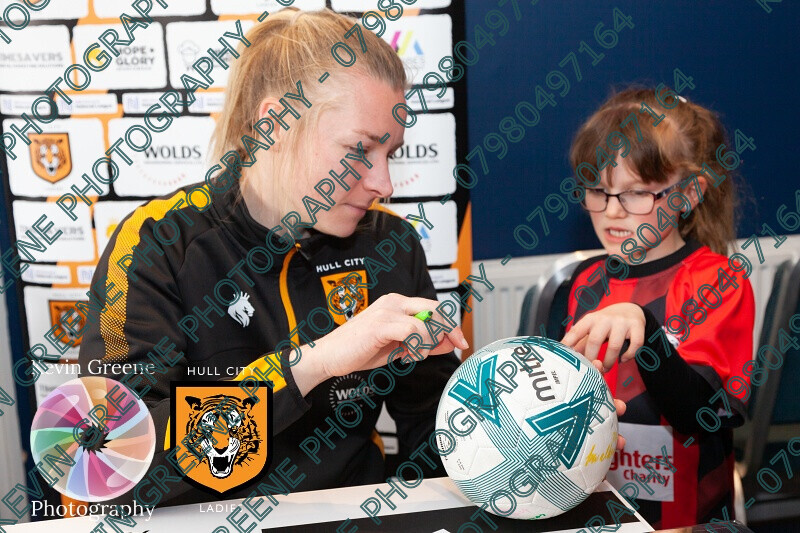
[80,8,467,506]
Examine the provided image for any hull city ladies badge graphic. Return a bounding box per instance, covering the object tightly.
[28,133,72,183]
[320,270,368,326]
[171,381,272,496]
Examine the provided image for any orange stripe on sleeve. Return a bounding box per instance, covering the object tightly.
[102,187,209,362]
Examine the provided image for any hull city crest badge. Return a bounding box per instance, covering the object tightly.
[320,269,368,326]
[28,132,72,183]
[171,381,272,496]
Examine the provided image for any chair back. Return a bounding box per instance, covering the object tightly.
[517,253,585,339]
[516,284,541,337]
[769,259,800,425]
[741,258,799,477]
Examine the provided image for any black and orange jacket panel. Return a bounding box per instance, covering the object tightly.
[78,179,458,507]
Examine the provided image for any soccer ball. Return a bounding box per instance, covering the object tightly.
[434,336,618,520]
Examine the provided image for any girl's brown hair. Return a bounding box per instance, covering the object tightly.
[209,7,407,216]
[569,87,739,255]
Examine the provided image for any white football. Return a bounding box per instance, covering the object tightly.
[434,336,618,519]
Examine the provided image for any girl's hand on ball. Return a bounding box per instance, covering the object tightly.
[591,359,628,450]
[561,303,645,372]
[590,359,627,449]
[613,395,627,451]
[293,293,468,396]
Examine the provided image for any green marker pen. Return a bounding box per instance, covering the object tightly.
[414,310,433,322]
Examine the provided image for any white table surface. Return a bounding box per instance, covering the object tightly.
[6,477,653,533]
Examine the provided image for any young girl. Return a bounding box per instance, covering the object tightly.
[78,8,469,507]
[560,88,755,528]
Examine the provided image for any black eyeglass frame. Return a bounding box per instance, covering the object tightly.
[579,182,685,215]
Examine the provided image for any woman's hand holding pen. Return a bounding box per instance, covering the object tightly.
[292,293,469,396]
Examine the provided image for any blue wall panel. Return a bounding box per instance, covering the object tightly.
[465,0,799,259]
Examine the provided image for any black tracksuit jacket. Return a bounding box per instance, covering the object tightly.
[77,179,459,508]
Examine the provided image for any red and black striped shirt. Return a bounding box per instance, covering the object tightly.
[565,240,754,528]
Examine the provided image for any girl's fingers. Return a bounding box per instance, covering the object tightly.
[604,326,628,371]
[584,322,612,361]
[561,316,593,347]
[606,326,628,362]
[620,322,645,362]
[614,398,626,416]
[616,434,626,451]
[574,335,589,356]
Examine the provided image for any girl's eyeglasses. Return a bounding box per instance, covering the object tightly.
[579,182,684,215]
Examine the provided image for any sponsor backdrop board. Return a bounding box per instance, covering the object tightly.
[4,118,107,196]
[165,20,256,89]
[389,113,456,198]
[72,22,170,90]
[0,25,72,91]
[0,0,470,519]
[108,116,216,196]
[0,0,90,20]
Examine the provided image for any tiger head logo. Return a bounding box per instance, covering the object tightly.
[173,383,272,496]
[28,133,72,183]
[330,283,357,320]
[185,394,260,479]
[321,270,368,326]
[227,291,254,328]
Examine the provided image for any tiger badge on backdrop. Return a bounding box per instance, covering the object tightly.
[28,133,72,183]
[171,381,272,496]
[48,300,86,348]
[321,269,368,326]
